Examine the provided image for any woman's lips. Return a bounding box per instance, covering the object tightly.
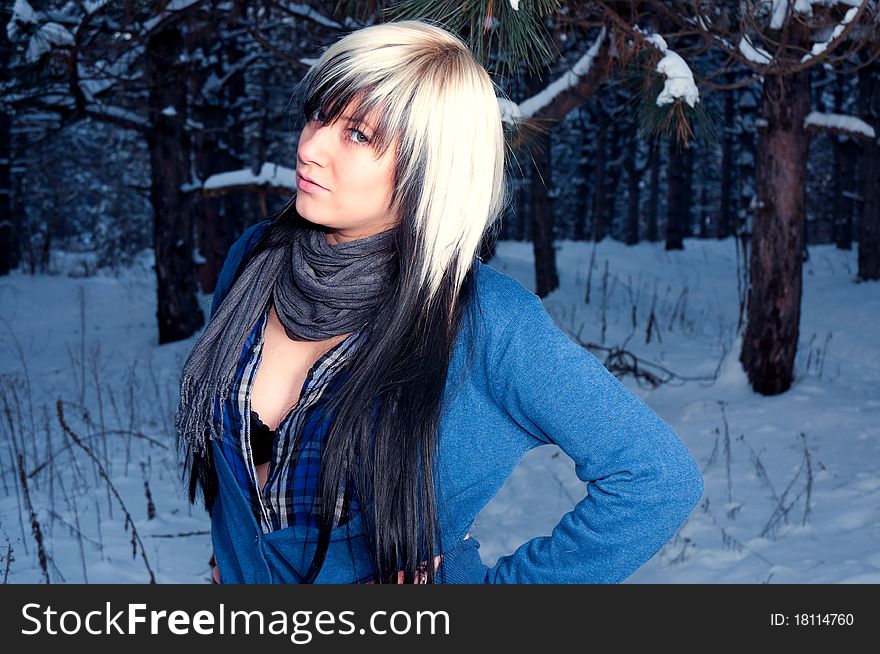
[297,172,329,193]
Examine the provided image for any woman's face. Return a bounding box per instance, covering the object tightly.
[295,101,399,246]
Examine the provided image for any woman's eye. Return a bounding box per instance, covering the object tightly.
[348,129,370,145]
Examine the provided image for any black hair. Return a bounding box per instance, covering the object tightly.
[185,197,483,584]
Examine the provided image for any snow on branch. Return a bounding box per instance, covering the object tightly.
[804,111,876,140]
[7,0,36,41]
[85,104,149,130]
[739,34,773,65]
[7,0,76,64]
[203,162,297,194]
[142,0,203,32]
[645,33,700,108]
[763,0,862,30]
[765,0,816,30]
[497,98,521,125]
[800,5,860,63]
[201,52,259,97]
[502,27,607,123]
[25,22,74,63]
[286,3,342,29]
[84,0,109,15]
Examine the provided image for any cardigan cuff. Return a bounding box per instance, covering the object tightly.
[437,535,491,584]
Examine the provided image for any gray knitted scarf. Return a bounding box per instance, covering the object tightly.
[175,223,399,457]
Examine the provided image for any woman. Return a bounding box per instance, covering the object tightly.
[176,20,704,585]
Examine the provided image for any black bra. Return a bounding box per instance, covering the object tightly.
[249,410,276,465]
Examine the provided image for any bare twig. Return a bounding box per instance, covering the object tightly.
[141,460,156,521]
[702,496,776,568]
[584,238,598,304]
[566,332,719,389]
[56,400,156,583]
[799,432,814,526]
[600,259,609,344]
[28,424,168,479]
[17,453,50,583]
[2,543,13,583]
[147,530,211,539]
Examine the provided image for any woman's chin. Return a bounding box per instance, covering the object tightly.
[294,198,330,227]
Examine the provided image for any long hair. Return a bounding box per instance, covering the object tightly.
[188,20,508,584]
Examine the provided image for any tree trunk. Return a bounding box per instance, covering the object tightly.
[514,175,528,240]
[530,127,558,296]
[698,181,710,238]
[718,78,737,239]
[833,137,857,249]
[145,21,204,344]
[832,75,855,250]
[573,109,592,241]
[519,31,610,246]
[248,60,271,183]
[0,5,15,275]
[623,119,641,245]
[189,3,248,295]
[0,106,12,275]
[591,103,609,242]
[645,135,660,242]
[737,88,758,254]
[604,115,625,239]
[683,141,695,238]
[527,66,558,297]
[858,61,880,280]
[665,139,693,250]
[740,70,811,395]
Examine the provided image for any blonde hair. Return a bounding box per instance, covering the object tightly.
[298,19,507,301]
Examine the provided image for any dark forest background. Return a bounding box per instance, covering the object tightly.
[2,0,879,398]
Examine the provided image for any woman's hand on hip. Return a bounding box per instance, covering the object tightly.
[209,553,221,584]
[366,534,470,584]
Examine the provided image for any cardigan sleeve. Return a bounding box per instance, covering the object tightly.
[479,291,704,583]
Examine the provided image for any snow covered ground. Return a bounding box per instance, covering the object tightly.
[0,237,877,583]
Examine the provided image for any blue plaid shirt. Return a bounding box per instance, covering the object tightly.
[215,308,366,534]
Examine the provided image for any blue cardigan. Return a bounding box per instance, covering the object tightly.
[207,220,704,583]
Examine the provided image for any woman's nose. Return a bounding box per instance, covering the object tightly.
[297,124,332,166]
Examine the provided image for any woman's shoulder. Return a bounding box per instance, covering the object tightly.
[237,219,273,255]
[472,259,545,325]
[210,220,273,318]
